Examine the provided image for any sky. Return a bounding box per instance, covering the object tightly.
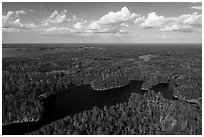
[2,2,202,43]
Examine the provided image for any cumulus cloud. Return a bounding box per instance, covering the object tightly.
[41,6,202,37]
[44,22,86,34]
[88,7,138,29]
[2,10,26,25]
[70,6,142,36]
[161,12,202,33]
[140,12,164,28]
[42,9,67,26]
[71,21,128,36]
[71,22,86,33]
[140,12,202,33]
[73,22,84,30]
[42,26,86,38]
[42,10,81,26]
[190,6,202,10]
[2,10,37,32]
[15,10,26,17]
[43,7,143,37]
[134,16,145,24]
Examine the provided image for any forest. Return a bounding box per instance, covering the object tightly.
[2,43,202,135]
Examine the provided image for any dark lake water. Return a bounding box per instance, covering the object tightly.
[2,80,174,135]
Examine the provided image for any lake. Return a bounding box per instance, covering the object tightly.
[2,80,174,135]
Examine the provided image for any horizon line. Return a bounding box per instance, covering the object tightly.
[2,43,202,45]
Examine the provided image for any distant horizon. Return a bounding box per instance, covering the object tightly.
[2,42,202,45]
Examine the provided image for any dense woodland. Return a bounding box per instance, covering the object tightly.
[30,91,202,135]
[2,44,202,134]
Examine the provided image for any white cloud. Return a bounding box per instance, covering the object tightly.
[71,22,86,33]
[45,26,71,32]
[86,27,120,34]
[72,22,84,30]
[42,10,81,26]
[23,23,37,29]
[2,11,15,25]
[140,12,202,33]
[43,7,140,37]
[15,10,26,17]
[71,21,128,36]
[180,12,201,25]
[121,23,129,27]
[23,8,35,12]
[72,15,80,21]
[42,9,67,26]
[134,16,145,24]
[2,10,37,32]
[190,6,202,10]
[42,26,86,38]
[87,6,139,31]
[161,12,202,33]
[2,10,26,21]
[71,21,120,34]
[140,12,164,28]
[141,34,170,39]
[160,24,193,33]
[2,28,19,33]
[73,6,141,35]
[41,6,202,37]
